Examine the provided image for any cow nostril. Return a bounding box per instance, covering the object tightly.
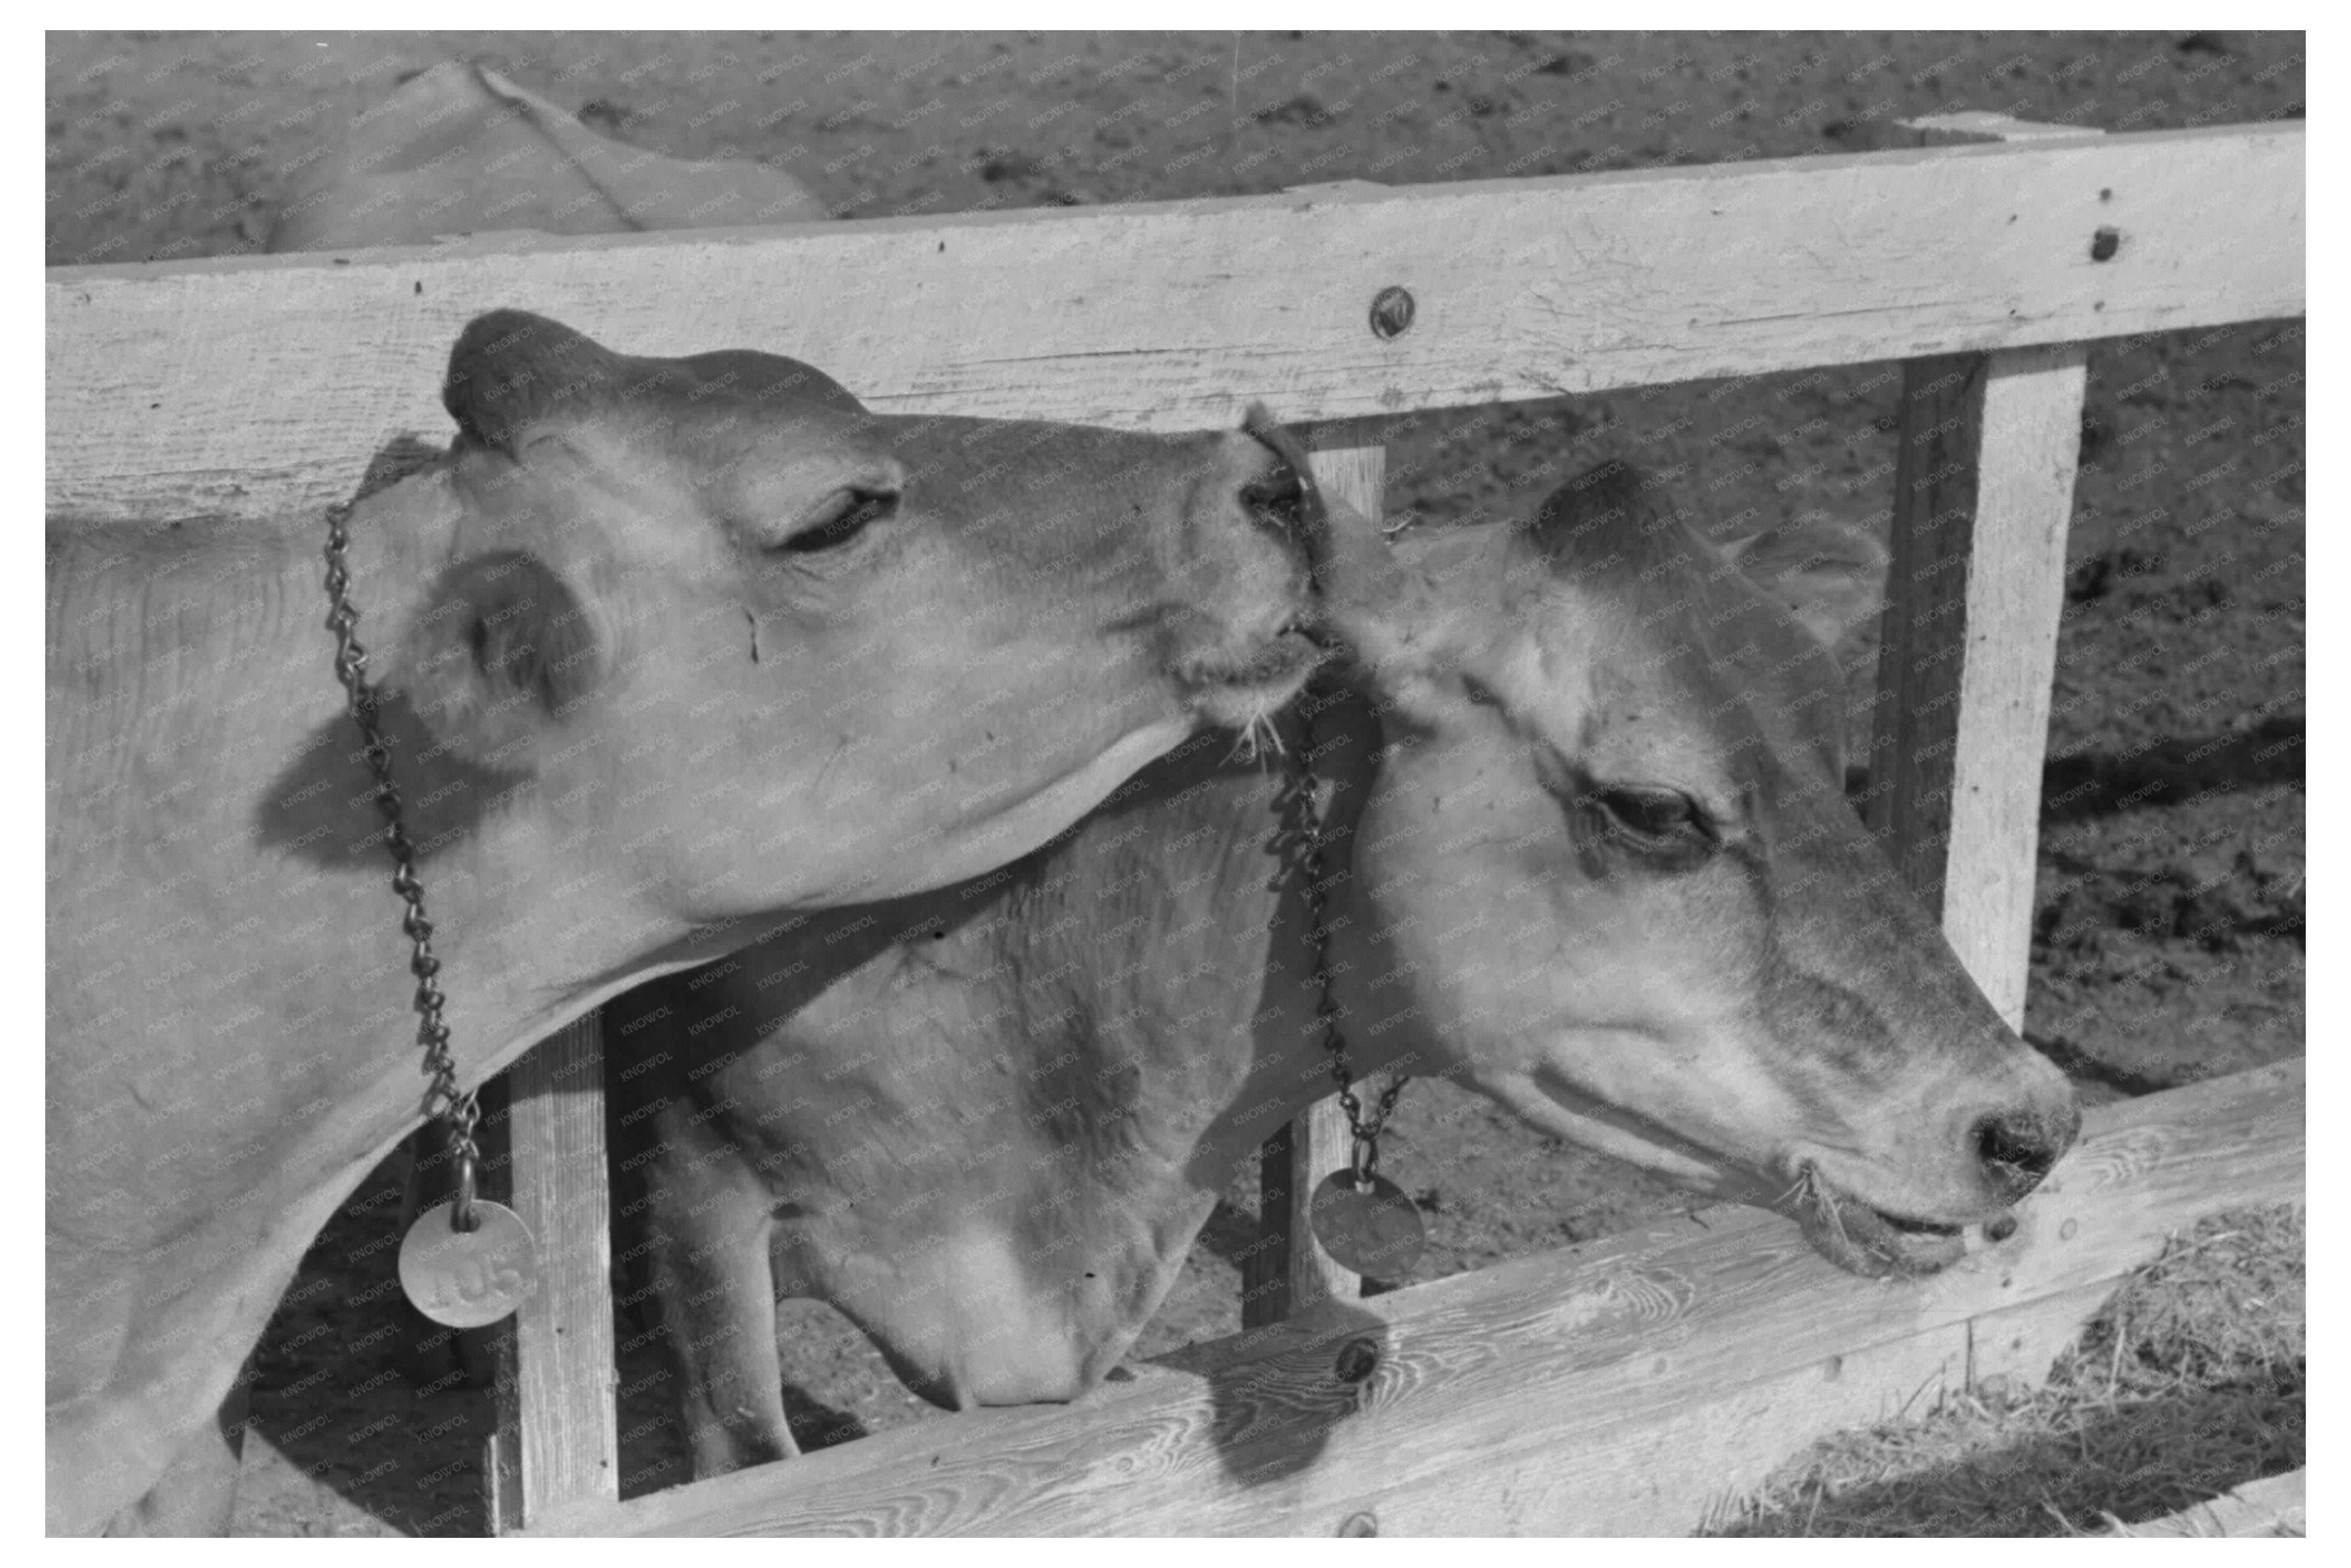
[1974,1112,2063,1196]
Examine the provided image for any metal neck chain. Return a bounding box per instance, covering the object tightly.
[1276,697,1408,1186]
[322,501,482,1229]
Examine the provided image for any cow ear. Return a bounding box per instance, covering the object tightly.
[1727,520,1890,666]
[1523,458,1667,568]
[398,549,603,767]
[443,309,629,456]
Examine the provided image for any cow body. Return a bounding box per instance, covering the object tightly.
[608,450,2080,1477]
[45,312,1317,1534]
[266,60,824,253]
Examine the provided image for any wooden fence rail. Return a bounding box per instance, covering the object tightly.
[521,1061,2302,1536]
[48,121,2299,527]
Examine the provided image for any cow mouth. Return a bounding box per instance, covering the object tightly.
[1781,1165,1970,1278]
[1180,626,1323,726]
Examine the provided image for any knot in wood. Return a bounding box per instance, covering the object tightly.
[1334,1336,1380,1384]
[1369,286,1415,340]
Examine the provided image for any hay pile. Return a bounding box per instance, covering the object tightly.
[1713,1203,2305,1537]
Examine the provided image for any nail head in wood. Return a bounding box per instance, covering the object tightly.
[1337,1511,1380,1537]
[2091,226,2121,262]
[1369,285,1415,339]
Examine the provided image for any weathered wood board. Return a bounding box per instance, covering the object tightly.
[2109,1468,2306,1537]
[48,123,2302,527]
[523,1060,2301,1536]
[487,1017,617,1531]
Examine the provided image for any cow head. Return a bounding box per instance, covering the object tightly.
[1253,421,2078,1277]
[382,309,1318,915]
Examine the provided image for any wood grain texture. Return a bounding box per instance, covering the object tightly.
[2110,1469,2305,1537]
[1863,112,2102,1029]
[523,1060,2300,1537]
[1942,345,2089,1027]
[493,1016,619,1528]
[47,124,2301,527]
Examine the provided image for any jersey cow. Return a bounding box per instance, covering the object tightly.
[44,310,1320,1533]
[605,444,2080,1475]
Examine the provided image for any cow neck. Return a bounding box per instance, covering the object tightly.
[306,480,676,1162]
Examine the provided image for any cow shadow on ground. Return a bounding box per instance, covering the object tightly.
[1841,713,2302,830]
[2036,713,2303,825]
[1702,1378,2303,1537]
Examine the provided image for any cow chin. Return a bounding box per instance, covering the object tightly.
[1776,1167,1971,1279]
[1176,627,1323,732]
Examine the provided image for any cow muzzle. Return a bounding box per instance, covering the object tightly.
[1174,625,1324,730]
[1778,1095,2080,1279]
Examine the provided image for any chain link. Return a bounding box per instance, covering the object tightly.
[1275,691,1408,1186]
[322,501,482,1230]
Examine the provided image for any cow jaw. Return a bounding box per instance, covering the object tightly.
[873,716,1197,896]
[1508,1055,1983,1279]
[1471,1054,1774,1201]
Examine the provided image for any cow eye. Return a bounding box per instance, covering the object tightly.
[1590,785,1713,851]
[1242,469,1305,531]
[775,488,898,554]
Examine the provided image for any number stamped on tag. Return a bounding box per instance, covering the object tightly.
[1309,1170,1427,1279]
[398,1199,540,1328]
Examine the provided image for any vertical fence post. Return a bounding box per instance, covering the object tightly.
[1869,115,2100,1029]
[485,1013,618,1532]
[1244,418,1385,1328]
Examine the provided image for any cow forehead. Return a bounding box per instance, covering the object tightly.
[1560,558,1846,781]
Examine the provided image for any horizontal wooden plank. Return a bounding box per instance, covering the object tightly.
[2109,1468,2305,1537]
[48,122,2301,527]
[527,1060,2301,1537]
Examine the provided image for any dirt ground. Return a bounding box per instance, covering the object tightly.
[46,28,2303,1536]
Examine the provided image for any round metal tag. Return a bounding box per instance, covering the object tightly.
[398,1199,539,1328]
[1309,1171,1426,1279]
